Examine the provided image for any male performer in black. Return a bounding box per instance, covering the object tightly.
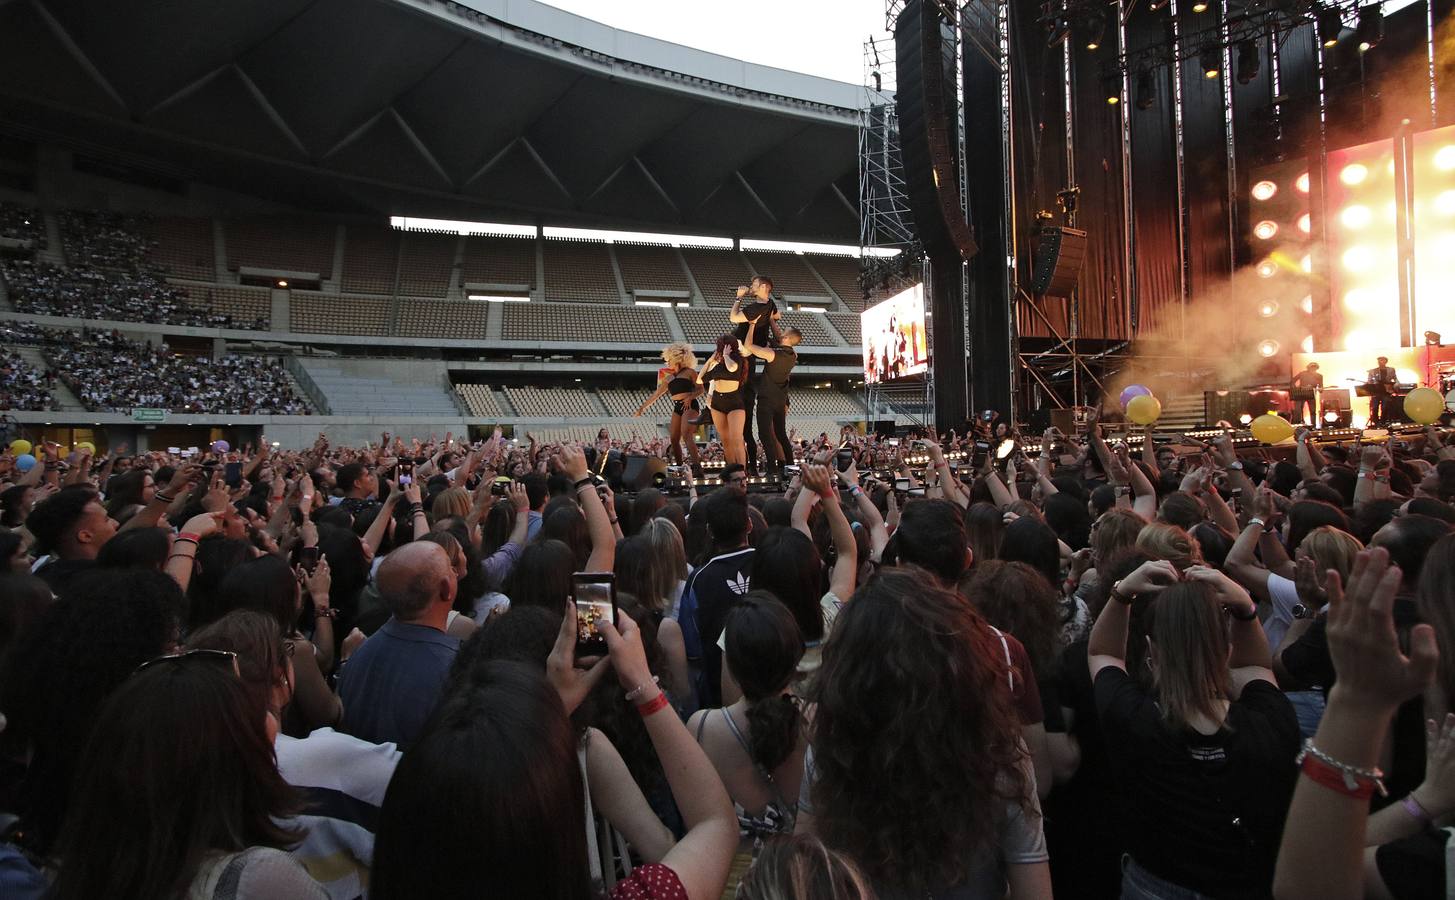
[743,326,801,481]
[1291,362,1323,426]
[1368,355,1397,425]
[730,275,781,475]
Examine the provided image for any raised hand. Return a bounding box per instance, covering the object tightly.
[1324,547,1437,713]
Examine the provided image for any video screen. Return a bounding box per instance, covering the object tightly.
[574,586,613,644]
[860,284,928,384]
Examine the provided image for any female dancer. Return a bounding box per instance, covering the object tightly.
[636,341,703,470]
[699,334,748,467]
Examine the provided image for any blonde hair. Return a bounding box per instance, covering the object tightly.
[661,342,697,372]
[1136,522,1203,570]
[644,517,688,584]
[1151,582,1232,731]
[431,487,471,522]
[737,834,877,900]
[1092,508,1146,568]
[1297,526,1363,585]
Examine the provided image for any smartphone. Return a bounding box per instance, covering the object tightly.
[571,572,618,657]
[836,447,854,472]
[894,477,910,492]
[298,546,320,573]
[886,437,901,447]
[397,461,415,486]
[223,461,243,488]
[490,475,512,496]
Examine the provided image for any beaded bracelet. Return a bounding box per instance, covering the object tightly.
[1296,739,1386,799]
[624,676,661,703]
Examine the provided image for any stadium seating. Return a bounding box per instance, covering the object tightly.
[340,226,399,295]
[825,312,862,346]
[787,388,866,418]
[169,283,271,330]
[289,291,391,336]
[296,357,459,417]
[0,346,55,411]
[778,310,840,347]
[800,254,860,306]
[0,201,45,248]
[744,251,831,300]
[461,235,535,289]
[672,308,735,346]
[680,247,752,306]
[398,231,457,297]
[503,386,603,417]
[597,387,674,418]
[614,243,690,296]
[499,302,670,344]
[396,298,489,340]
[454,382,505,417]
[146,217,215,280]
[542,240,620,304]
[226,218,336,276]
[525,424,662,444]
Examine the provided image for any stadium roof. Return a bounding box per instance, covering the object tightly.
[0,0,863,241]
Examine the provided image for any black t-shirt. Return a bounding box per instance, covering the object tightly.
[731,298,777,343]
[34,557,95,594]
[753,346,797,405]
[1094,668,1300,899]
[681,547,755,709]
[1376,828,1448,899]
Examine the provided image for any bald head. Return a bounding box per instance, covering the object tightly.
[377,542,456,623]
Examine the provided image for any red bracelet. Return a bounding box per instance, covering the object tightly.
[635,692,670,718]
[1299,753,1377,801]
[177,532,202,543]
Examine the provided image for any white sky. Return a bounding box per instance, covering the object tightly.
[536,0,887,85]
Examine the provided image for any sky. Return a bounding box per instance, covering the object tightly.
[535,0,888,85]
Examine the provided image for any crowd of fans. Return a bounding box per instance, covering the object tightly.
[0,203,44,249]
[0,351,56,412]
[0,414,1451,900]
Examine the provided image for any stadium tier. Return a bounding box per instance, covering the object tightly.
[777,310,842,347]
[145,217,215,281]
[743,250,831,300]
[597,387,673,418]
[542,240,620,304]
[461,235,536,290]
[499,301,672,344]
[0,201,44,248]
[453,382,505,417]
[398,231,457,297]
[680,247,753,306]
[824,312,862,346]
[168,283,272,330]
[289,291,392,336]
[502,386,603,418]
[225,218,336,276]
[396,298,490,341]
[613,243,691,297]
[340,226,400,295]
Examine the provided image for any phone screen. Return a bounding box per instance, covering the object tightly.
[298,546,320,573]
[223,461,243,488]
[571,573,617,656]
[894,477,910,492]
[397,462,414,486]
[836,447,854,472]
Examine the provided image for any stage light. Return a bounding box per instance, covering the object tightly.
[1436,190,1455,215]
[1427,330,1444,346]
[1302,334,1315,353]
[1257,339,1280,357]
[1344,329,1378,352]
[1436,145,1455,171]
[1340,204,1372,229]
[1236,40,1260,84]
[1239,413,1254,425]
[1192,0,1208,11]
[1300,294,1314,314]
[1344,288,1378,310]
[1254,220,1279,240]
[1301,254,1312,273]
[1106,92,1120,105]
[276,279,288,288]
[1251,180,1278,201]
[1342,246,1374,272]
[1317,8,1343,47]
[1341,163,1369,185]
[1258,299,1279,317]
[1083,10,1107,49]
[1136,68,1157,110]
[1047,17,1072,46]
[1200,43,1221,79]
[1256,258,1278,278]
[1297,213,1311,233]
[1355,4,1383,51]
[1385,200,1398,222]
[1295,172,1310,193]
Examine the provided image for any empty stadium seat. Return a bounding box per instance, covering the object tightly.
[680,247,752,306]
[597,387,673,418]
[146,217,215,280]
[461,235,536,289]
[340,226,399,294]
[503,386,603,417]
[454,382,504,417]
[614,243,690,295]
[226,219,336,275]
[398,231,457,297]
[787,389,866,418]
[825,312,862,346]
[542,240,620,304]
[499,302,670,344]
[673,308,738,346]
[778,311,840,347]
[289,291,391,336]
[396,299,489,340]
[744,251,831,300]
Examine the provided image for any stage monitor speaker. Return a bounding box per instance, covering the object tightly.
[620,456,668,492]
[1204,391,1247,426]
[1029,225,1088,297]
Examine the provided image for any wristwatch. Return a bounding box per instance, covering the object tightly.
[1247,517,1266,529]
[1227,461,1244,471]
[1291,603,1313,620]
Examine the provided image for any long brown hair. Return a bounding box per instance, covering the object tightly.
[959,560,1062,683]
[1417,533,1455,705]
[1149,581,1232,730]
[186,609,290,717]
[49,660,302,900]
[808,568,1030,893]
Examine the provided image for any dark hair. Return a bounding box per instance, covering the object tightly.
[1287,500,1351,553]
[504,540,575,610]
[714,334,746,379]
[0,572,52,674]
[630,488,667,535]
[448,605,561,693]
[426,522,486,613]
[372,662,589,900]
[521,473,548,511]
[1375,514,1454,587]
[541,501,589,570]
[1148,581,1232,731]
[1043,492,1092,552]
[316,523,369,629]
[185,609,289,719]
[653,502,687,541]
[1407,497,1455,524]
[964,502,1004,568]
[883,499,966,584]
[959,561,1062,683]
[103,469,151,518]
[0,527,25,568]
[217,555,300,634]
[1089,484,1117,517]
[481,499,516,559]
[336,462,368,494]
[752,528,826,641]
[998,516,1061,588]
[1267,460,1303,497]
[1190,521,1235,568]
[1324,466,1358,506]
[49,660,301,900]
[762,497,794,528]
[1417,533,1455,704]
[752,274,775,291]
[725,593,805,772]
[1157,492,1205,530]
[702,489,750,548]
[187,538,256,629]
[0,484,32,527]
[809,570,1029,893]
[95,526,171,571]
[25,485,100,555]
[0,570,180,857]
[1299,481,1345,507]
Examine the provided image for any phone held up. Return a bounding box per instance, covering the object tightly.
[397,460,415,486]
[571,572,618,657]
[298,545,320,574]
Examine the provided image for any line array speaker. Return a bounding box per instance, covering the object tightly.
[1029,224,1087,297]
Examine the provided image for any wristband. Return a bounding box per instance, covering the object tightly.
[1247,517,1265,529]
[167,553,196,563]
[1227,461,1244,471]
[177,533,202,544]
[1296,739,1386,799]
[314,607,339,619]
[1401,792,1434,826]
[635,692,670,718]
[1110,580,1135,606]
[154,491,175,504]
[1227,606,1259,622]
[573,476,594,490]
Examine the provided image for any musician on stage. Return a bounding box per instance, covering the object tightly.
[729,276,781,475]
[1290,362,1322,426]
[1368,355,1397,425]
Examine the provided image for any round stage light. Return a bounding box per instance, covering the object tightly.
[1239,413,1254,425]
[1301,254,1312,273]
[1340,163,1369,185]
[1342,246,1374,272]
[1300,294,1314,314]
[1192,0,1208,10]
[1302,334,1315,353]
[1254,220,1279,240]
[1297,213,1311,233]
[1257,339,1280,357]
[1436,145,1455,172]
[1256,258,1278,278]
[1258,300,1279,317]
[1340,204,1372,229]
[1324,410,1339,423]
[1251,180,1278,201]
[1295,172,1310,193]
[1106,93,1119,105]
[1344,288,1374,310]
[1436,190,1455,215]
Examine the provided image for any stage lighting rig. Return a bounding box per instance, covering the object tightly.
[1236,39,1260,83]
[1135,68,1157,109]
[1317,7,1344,46]
[1199,42,1222,79]
[1355,3,1383,51]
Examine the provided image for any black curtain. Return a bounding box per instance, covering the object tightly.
[1127,5,1183,338]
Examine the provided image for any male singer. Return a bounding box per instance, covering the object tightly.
[1291,362,1322,426]
[730,275,781,475]
[1367,356,1397,425]
[742,326,801,481]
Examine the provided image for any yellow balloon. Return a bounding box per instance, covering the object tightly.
[75,441,96,454]
[1402,387,1444,425]
[8,439,31,456]
[1251,413,1294,444]
[1126,394,1162,425]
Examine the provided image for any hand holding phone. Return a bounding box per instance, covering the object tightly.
[571,573,618,658]
[397,460,415,486]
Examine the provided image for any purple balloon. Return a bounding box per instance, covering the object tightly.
[211,440,230,453]
[1119,384,1152,409]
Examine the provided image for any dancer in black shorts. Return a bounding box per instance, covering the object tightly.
[635,340,703,469]
[698,334,748,467]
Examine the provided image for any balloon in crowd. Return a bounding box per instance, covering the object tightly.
[1119,384,1152,409]
[8,439,31,456]
[75,441,95,454]
[13,453,36,473]
[1402,386,1444,425]
[211,439,230,453]
[1250,413,1294,444]
[1125,393,1162,425]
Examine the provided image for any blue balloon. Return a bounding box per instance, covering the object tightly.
[1120,384,1153,409]
[14,454,36,473]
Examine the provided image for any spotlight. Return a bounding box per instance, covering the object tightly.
[1427,330,1444,346]
[1435,190,1455,214]
[1083,10,1107,49]
[1301,254,1312,272]
[1251,180,1278,201]
[1257,339,1280,357]
[1258,299,1279,317]
[1254,220,1279,240]
[1297,213,1311,233]
[1295,172,1310,193]
[277,279,288,288]
[1324,410,1339,423]
[1340,205,1372,229]
[1192,0,1209,11]
[1340,163,1368,185]
[1256,258,1278,278]
[1317,7,1343,47]
[1236,40,1260,84]
[1300,294,1313,313]
[1136,68,1157,110]
[1302,334,1315,353]
[1436,145,1455,171]
[1239,413,1254,425]
[1355,4,1383,51]
[1107,92,1120,105]
[1342,246,1374,272]
[1200,43,1221,79]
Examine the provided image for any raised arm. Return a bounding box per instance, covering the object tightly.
[928,442,968,507]
[636,376,672,415]
[560,444,615,573]
[1088,560,1179,677]
[123,463,200,532]
[361,482,404,557]
[838,460,889,562]
[802,465,857,600]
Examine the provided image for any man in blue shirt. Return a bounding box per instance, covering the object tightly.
[338,541,459,748]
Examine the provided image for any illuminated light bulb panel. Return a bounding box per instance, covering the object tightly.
[1325,137,1400,353]
[1247,159,1313,359]
[1412,124,1455,344]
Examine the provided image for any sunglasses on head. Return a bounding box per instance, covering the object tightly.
[132,648,239,677]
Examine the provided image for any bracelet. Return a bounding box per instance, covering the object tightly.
[608,518,619,525]
[1296,739,1387,799]
[573,476,594,490]
[850,485,863,496]
[1227,606,1259,622]
[154,491,175,504]
[624,676,661,703]
[1110,579,1135,606]
[635,692,670,718]
[167,553,196,563]
[178,532,202,543]
[1247,517,1265,529]
[314,607,338,619]
[1401,792,1434,826]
